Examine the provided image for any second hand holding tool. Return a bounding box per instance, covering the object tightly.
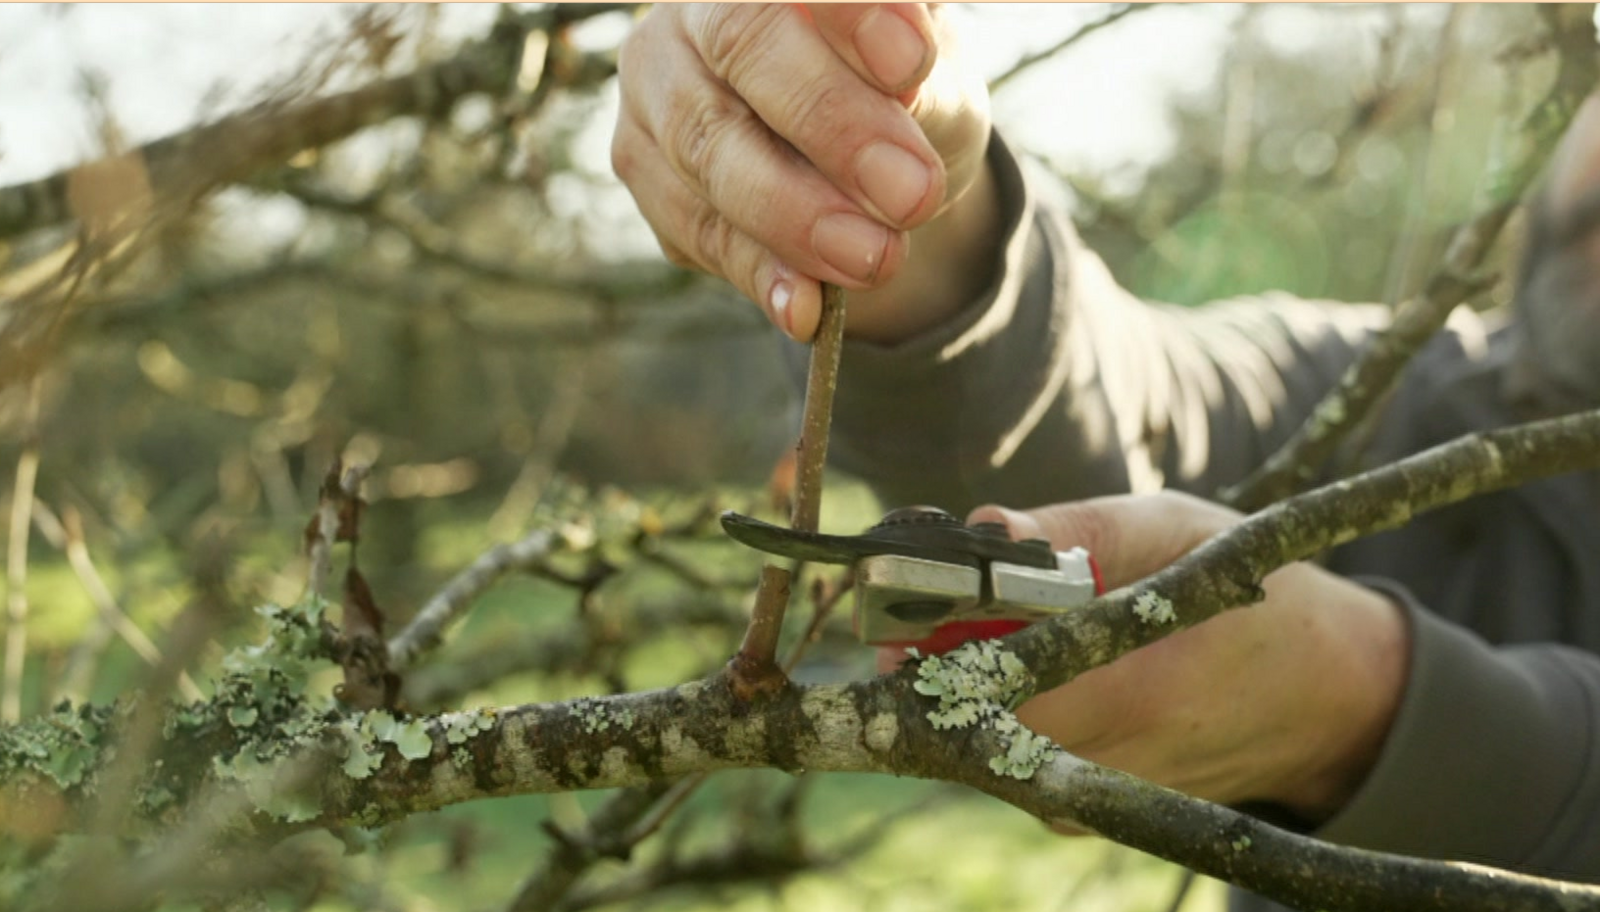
[722,505,1103,653]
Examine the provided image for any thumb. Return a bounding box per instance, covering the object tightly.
[968,492,1239,590]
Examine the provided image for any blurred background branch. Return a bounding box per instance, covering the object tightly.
[1,4,1590,911]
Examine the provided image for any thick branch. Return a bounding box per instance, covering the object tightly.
[1016,407,1600,694]
[298,671,1597,912]
[960,743,1600,912]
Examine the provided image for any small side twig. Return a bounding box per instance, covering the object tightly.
[386,526,560,673]
[729,284,846,699]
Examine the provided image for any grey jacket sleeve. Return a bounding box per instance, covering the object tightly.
[820,131,1398,516]
[1316,583,1600,880]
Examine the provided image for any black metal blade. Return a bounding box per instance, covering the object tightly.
[719,512,895,564]
[720,510,1054,569]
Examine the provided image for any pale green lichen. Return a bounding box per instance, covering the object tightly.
[336,709,438,780]
[572,699,632,735]
[203,595,342,820]
[212,749,321,823]
[0,701,115,790]
[444,709,497,745]
[987,717,1057,780]
[1231,835,1253,852]
[913,640,1032,729]
[365,711,433,761]
[914,640,1059,780]
[1132,591,1177,626]
[337,719,384,780]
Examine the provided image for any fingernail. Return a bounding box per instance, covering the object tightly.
[857,143,932,225]
[769,265,797,339]
[854,7,927,91]
[814,213,890,284]
[991,507,1043,541]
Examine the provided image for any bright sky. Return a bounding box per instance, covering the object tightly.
[0,3,1244,188]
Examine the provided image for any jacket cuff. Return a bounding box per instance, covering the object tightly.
[1317,578,1598,874]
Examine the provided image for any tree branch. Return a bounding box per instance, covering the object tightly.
[0,4,626,242]
[386,527,562,673]
[1015,407,1600,693]
[11,410,1600,912]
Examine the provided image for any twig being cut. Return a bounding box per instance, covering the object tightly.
[729,284,847,699]
[1221,4,1599,512]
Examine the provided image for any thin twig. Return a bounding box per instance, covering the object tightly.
[303,462,366,600]
[782,569,854,674]
[615,773,709,848]
[386,526,560,672]
[988,5,1154,94]
[505,782,675,912]
[730,284,847,696]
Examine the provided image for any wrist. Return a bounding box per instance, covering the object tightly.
[1275,570,1410,822]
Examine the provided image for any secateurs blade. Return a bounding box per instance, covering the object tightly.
[721,506,1102,648]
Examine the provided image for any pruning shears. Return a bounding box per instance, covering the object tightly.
[720,506,1103,652]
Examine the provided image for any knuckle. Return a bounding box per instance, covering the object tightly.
[693,4,790,84]
[662,92,748,189]
[774,72,856,152]
[687,205,737,275]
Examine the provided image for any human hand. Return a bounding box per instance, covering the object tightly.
[881,491,1409,823]
[613,4,994,344]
